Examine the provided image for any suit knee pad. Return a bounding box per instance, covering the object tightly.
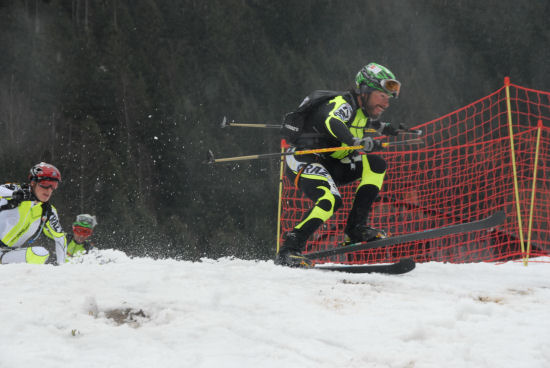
[366,155,387,173]
[317,192,342,214]
[26,247,50,264]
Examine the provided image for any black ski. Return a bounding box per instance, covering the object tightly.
[305,211,506,260]
[315,258,416,274]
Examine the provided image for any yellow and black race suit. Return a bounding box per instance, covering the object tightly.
[284,92,386,246]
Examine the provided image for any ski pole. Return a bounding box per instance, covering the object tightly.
[206,138,423,164]
[385,138,424,146]
[221,116,423,136]
[397,127,423,136]
[220,116,280,129]
[207,145,363,164]
[365,128,423,136]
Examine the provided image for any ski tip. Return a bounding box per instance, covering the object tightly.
[220,116,228,128]
[398,258,416,273]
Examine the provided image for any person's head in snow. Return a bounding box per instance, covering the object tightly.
[276,63,403,268]
[67,214,98,259]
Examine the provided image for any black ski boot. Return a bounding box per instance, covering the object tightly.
[344,184,386,244]
[344,224,387,244]
[275,230,313,268]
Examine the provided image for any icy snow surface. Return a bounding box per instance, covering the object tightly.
[1,250,549,368]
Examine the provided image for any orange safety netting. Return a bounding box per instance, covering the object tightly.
[279,80,550,264]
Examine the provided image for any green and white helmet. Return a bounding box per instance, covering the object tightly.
[73,214,98,229]
[355,62,401,98]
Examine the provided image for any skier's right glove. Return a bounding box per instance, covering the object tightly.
[353,137,383,153]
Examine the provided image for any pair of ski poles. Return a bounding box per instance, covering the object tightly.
[207,116,424,164]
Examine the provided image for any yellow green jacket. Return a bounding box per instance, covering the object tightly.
[66,236,94,258]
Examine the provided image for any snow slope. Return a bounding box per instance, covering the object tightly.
[1,250,549,368]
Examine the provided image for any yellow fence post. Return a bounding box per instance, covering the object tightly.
[525,120,543,264]
[504,77,527,264]
[276,140,286,255]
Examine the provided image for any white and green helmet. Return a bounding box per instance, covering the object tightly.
[73,214,98,229]
[355,63,401,98]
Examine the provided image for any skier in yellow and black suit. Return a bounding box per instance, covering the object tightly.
[276,63,402,267]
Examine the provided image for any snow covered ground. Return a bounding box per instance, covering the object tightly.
[1,250,549,368]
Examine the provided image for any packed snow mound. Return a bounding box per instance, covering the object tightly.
[1,256,550,368]
[65,248,133,264]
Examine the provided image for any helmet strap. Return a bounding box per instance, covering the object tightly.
[29,182,39,200]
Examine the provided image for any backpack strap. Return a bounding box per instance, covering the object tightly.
[27,202,52,244]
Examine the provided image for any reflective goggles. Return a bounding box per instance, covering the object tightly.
[379,79,401,98]
[73,225,93,237]
[38,179,59,190]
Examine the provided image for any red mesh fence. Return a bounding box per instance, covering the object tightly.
[279,80,550,264]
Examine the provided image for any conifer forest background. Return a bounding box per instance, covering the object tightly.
[1,0,548,260]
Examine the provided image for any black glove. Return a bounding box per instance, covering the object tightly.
[353,137,383,153]
[380,122,399,136]
[11,185,33,202]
